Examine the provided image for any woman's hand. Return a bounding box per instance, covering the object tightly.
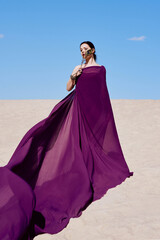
[70,66,82,85]
[75,66,82,77]
[71,66,82,79]
[66,66,82,91]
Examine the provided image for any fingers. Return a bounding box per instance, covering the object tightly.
[72,67,82,78]
[76,68,82,75]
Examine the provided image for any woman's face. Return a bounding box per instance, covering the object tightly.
[80,43,94,60]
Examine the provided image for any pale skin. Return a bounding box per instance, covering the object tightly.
[66,43,101,91]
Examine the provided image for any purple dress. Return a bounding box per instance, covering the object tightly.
[0,65,133,239]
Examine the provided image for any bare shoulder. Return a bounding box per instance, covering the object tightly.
[71,65,81,72]
[71,65,81,75]
[74,65,81,69]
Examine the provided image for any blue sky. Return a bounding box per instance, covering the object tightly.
[0,0,159,100]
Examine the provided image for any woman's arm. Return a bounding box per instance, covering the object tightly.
[66,77,76,92]
[66,65,82,91]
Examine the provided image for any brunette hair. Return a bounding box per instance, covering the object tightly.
[80,41,97,61]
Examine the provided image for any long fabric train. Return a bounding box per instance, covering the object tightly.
[0,65,133,239]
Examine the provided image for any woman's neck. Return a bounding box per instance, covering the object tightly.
[84,57,96,66]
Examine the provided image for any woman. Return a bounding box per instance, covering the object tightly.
[67,41,101,91]
[0,41,133,240]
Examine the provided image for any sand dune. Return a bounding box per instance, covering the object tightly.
[0,99,160,240]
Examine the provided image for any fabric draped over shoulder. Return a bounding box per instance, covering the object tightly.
[0,65,133,239]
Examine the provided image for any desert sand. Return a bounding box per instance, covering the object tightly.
[0,98,160,240]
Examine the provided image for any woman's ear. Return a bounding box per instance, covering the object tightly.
[91,48,95,54]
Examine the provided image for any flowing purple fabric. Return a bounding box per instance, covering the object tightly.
[0,65,133,239]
